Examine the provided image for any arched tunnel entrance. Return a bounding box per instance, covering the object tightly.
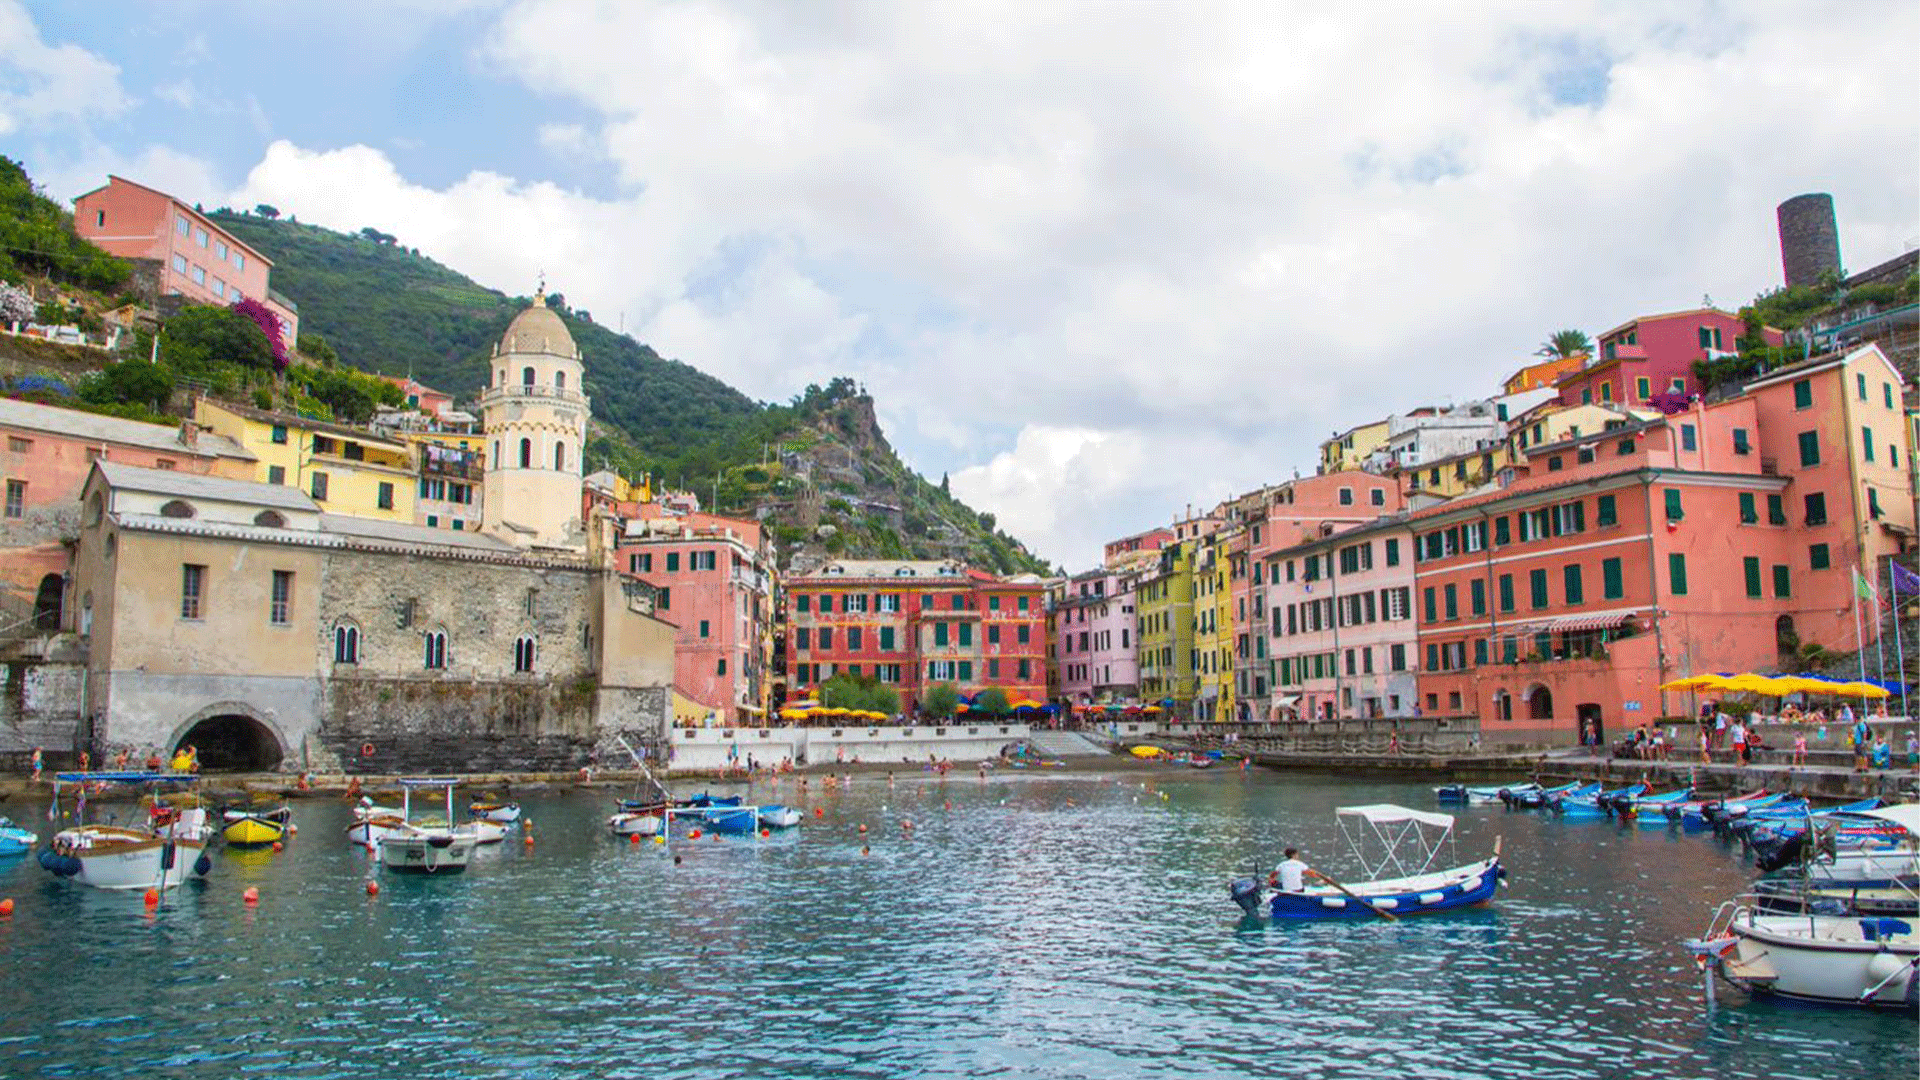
[174,714,284,772]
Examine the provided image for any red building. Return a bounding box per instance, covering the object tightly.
[785,560,1048,713]
[1556,308,1782,410]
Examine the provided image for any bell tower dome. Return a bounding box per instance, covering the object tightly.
[480,288,590,548]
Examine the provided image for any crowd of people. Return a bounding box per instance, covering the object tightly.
[1605,699,1916,771]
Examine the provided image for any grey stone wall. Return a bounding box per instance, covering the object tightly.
[1777,193,1841,288]
[0,659,83,766]
[319,674,601,774]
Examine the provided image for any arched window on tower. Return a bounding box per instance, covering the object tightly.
[519,438,532,468]
[493,440,500,468]
[522,366,535,386]
[513,635,536,673]
[554,442,566,472]
[424,628,448,670]
[555,371,566,390]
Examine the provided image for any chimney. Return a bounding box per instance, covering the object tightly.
[179,420,199,448]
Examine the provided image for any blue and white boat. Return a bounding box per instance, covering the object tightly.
[1511,782,1598,810]
[1560,783,1646,819]
[1435,781,1536,805]
[1230,804,1506,921]
[1626,787,1695,827]
[0,816,37,857]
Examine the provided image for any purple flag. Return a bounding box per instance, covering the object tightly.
[1892,561,1920,599]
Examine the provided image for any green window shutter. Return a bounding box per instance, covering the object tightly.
[796,595,810,613]
[935,623,949,646]
[1423,588,1436,623]
[1473,639,1488,666]
[1664,489,1683,520]
[1772,564,1791,598]
[1669,553,1689,596]
[880,626,895,650]
[959,623,973,646]
[1385,538,1399,566]
[1425,644,1439,671]
[1494,517,1510,545]
[1564,565,1583,605]
[1498,574,1514,612]
[1809,543,1830,570]
[1793,379,1812,408]
[1766,494,1785,525]
[1805,492,1827,525]
[1602,557,1623,600]
[1732,428,1750,454]
[1738,492,1757,524]
[1743,557,1762,598]
[819,593,833,613]
[1596,495,1616,527]
[1443,585,1457,619]
[1470,579,1486,616]
[1529,569,1548,609]
[1863,427,1875,462]
[1797,431,1820,466]
[958,661,972,681]
[1572,502,1585,532]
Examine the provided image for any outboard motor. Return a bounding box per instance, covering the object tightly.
[1498,789,1516,809]
[1228,877,1264,916]
[1755,832,1808,873]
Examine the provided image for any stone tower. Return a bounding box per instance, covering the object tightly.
[1777,193,1841,289]
[480,289,590,548]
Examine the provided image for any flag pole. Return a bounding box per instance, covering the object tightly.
[1872,561,1887,709]
[1894,584,1910,721]
[1852,568,1868,688]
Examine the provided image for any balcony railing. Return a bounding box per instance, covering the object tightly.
[479,384,591,408]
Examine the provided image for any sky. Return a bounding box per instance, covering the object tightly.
[5,0,1916,569]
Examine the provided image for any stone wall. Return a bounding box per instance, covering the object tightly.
[0,659,83,766]
[319,675,599,775]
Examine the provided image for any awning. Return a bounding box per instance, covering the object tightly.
[1550,612,1634,633]
[1337,804,1455,829]
[1273,694,1301,707]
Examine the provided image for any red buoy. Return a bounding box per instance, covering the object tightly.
[143,888,159,908]
[629,833,641,845]
[690,829,703,839]
[0,898,14,917]
[366,880,380,897]
[242,886,260,906]
[271,842,284,853]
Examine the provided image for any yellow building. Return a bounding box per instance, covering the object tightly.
[1402,444,1514,499]
[194,398,417,523]
[1506,402,1658,463]
[1192,529,1236,721]
[1137,539,1195,715]
[1319,418,1391,474]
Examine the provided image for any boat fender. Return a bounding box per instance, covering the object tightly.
[360,743,375,758]
[1319,897,1345,909]
[1461,876,1483,893]
[427,835,455,849]
[1418,892,1444,905]
[193,852,213,877]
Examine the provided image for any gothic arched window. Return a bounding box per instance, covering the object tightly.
[554,442,566,472]
[512,635,536,673]
[424,629,448,670]
[519,438,532,468]
[333,622,360,664]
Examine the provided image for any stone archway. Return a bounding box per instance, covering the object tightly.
[1524,683,1554,721]
[34,573,63,631]
[169,703,286,772]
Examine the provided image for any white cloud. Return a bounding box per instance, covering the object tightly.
[33,144,222,208]
[0,0,129,136]
[222,1,1919,566]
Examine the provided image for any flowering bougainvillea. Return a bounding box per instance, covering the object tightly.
[0,281,33,325]
[229,296,289,372]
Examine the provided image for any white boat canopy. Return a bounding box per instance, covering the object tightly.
[1857,803,1920,836]
[1337,804,1455,830]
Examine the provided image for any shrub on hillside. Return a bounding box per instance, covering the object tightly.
[228,297,289,371]
[162,305,275,373]
[80,361,175,412]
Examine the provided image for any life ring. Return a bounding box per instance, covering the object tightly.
[360,742,375,758]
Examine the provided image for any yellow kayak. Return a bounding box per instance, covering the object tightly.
[222,808,290,847]
[1130,745,1165,758]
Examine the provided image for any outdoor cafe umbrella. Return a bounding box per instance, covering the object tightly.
[1832,681,1893,699]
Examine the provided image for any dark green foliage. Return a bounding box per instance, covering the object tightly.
[253,204,280,219]
[161,304,274,372]
[297,332,338,365]
[971,688,1011,716]
[290,363,403,422]
[1536,329,1591,359]
[80,360,174,411]
[0,157,130,292]
[817,672,902,715]
[921,682,961,718]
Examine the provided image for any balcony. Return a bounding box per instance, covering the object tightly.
[478,383,591,409]
[422,453,484,480]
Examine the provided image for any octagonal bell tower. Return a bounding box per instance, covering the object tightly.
[480,288,590,548]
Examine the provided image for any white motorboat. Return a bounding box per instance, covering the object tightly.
[1687,804,1920,1007]
[345,799,410,848]
[39,771,213,891]
[1804,844,1920,885]
[377,779,476,874]
[608,809,663,837]
[460,819,508,845]
[468,800,521,824]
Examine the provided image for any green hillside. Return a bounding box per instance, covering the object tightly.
[205,210,1050,575]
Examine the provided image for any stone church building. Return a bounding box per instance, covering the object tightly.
[68,298,677,772]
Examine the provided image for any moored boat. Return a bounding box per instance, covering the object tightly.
[345,799,409,848]
[222,805,291,847]
[468,800,521,824]
[38,771,213,890]
[377,779,475,874]
[0,816,37,856]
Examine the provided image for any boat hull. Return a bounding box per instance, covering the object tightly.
[48,828,209,890]
[461,821,508,845]
[222,811,289,847]
[379,831,475,874]
[469,803,521,824]
[1268,857,1503,920]
[609,812,662,837]
[1725,915,1918,1007]
[345,812,409,848]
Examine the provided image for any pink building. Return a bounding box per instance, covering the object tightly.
[0,399,253,633]
[1556,308,1781,410]
[1413,343,1911,743]
[1053,566,1143,705]
[616,505,776,723]
[1104,527,1173,566]
[1265,519,1419,720]
[383,376,454,419]
[72,176,298,342]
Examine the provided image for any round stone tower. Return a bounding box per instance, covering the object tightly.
[480,289,590,548]
[1776,193,1841,289]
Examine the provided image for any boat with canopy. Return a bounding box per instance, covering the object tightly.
[39,771,214,890]
[376,779,476,874]
[1230,804,1505,920]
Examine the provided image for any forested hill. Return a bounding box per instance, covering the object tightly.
[207,210,1050,575]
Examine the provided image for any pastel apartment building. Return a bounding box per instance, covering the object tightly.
[194,399,417,525]
[1051,565,1143,706]
[784,560,1047,713]
[1410,343,1911,742]
[1555,308,1782,410]
[618,505,776,724]
[0,399,253,636]
[72,176,298,342]
[1264,517,1419,721]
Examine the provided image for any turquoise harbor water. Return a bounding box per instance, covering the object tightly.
[0,768,1912,1079]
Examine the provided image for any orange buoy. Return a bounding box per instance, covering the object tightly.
[522,833,535,846]
[365,880,380,897]
[943,801,951,811]
[857,824,867,834]
[814,808,824,818]
[271,842,284,853]
[861,845,870,856]
[0,897,13,917]
[242,887,260,906]
[760,829,770,838]
[143,888,160,908]
[629,833,641,845]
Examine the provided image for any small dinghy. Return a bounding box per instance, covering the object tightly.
[0,816,39,857]
[1229,804,1506,921]
[468,800,521,824]
[758,805,802,829]
[222,805,292,847]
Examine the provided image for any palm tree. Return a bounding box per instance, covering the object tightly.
[1536,330,1592,359]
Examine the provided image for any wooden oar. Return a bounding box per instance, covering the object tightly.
[1308,869,1399,922]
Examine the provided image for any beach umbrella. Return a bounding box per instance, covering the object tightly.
[1832,681,1892,699]
[1772,675,1836,695]
[1658,675,1720,691]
